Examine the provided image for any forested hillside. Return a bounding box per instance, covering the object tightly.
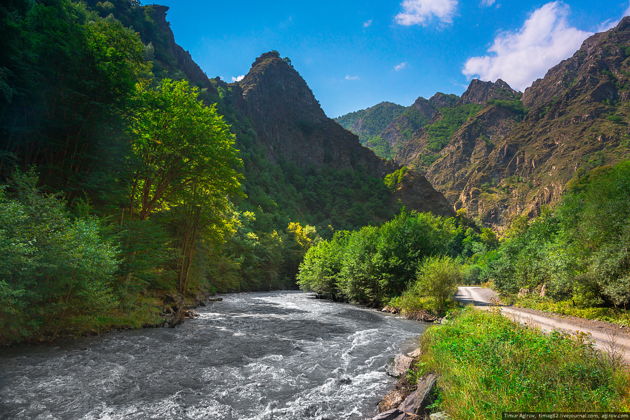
[0,0,452,344]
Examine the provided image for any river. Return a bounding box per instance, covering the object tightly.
[0,291,426,420]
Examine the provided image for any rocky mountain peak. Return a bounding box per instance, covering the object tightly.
[522,16,630,110]
[460,79,519,105]
[238,51,326,122]
[428,92,459,109]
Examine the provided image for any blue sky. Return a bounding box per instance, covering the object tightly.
[152,0,629,117]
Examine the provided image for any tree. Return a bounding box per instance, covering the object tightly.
[126,79,242,294]
[415,256,462,314]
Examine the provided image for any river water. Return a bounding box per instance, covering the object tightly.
[0,291,426,420]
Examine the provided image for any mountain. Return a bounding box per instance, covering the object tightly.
[335,102,406,159]
[77,3,454,230]
[339,18,630,229]
[336,93,459,161]
[420,17,630,228]
[218,51,454,226]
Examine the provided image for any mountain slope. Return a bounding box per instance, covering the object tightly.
[81,3,454,230]
[221,51,453,226]
[336,93,459,161]
[335,102,406,158]
[421,17,630,227]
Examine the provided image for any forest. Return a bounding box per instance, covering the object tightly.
[0,0,321,344]
[298,160,630,322]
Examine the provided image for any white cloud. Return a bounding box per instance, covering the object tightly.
[345,75,360,80]
[363,19,373,28]
[231,75,245,82]
[394,62,408,71]
[395,0,458,26]
[462,2,592,91]
[481,0,496,6]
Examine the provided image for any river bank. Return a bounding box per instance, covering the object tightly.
[371,307,630,419]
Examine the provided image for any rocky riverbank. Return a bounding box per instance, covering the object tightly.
[372,347,448,420]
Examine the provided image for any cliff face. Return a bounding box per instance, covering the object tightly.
[233,52,386,173]
[459,79,519,105]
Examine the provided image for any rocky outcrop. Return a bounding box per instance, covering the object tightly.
[393,170,454,217]
[523,17,630,110]
[459,79,519,105]
[234,51,388,173]
[374,373,437,420]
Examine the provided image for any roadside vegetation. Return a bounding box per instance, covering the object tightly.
[412,308,630,418]
[486,160,630,324]
[299,160,630,327]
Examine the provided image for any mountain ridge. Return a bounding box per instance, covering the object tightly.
[338,17,630,228]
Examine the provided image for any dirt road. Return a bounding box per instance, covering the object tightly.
[455,287,630,365]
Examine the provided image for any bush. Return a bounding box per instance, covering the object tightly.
[392,256,461,315]
[0,172,119,344]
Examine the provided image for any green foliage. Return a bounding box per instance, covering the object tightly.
[415,257,462,314]
[425,104,483,152]
[489,160,630,310]
[513,296,630,328]
[391,257,462,315]
[383,166,408,190]
[335,102,406,157]
[416,309,630,417]
[298,210,493,307]
[488,99,527,118]
[0,172,118,344]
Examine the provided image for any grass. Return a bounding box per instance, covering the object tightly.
[512,296,630,328]
[411,308,630,418]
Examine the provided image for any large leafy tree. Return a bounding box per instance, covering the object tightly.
[126,79,242,293]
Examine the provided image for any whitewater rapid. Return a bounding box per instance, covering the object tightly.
[0,291,426,419]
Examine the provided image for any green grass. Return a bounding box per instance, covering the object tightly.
[413,308,630,418]
[513,296,630,328]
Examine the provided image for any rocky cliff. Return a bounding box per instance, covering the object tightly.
[459,79,519,105]
[436,17,630,227]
